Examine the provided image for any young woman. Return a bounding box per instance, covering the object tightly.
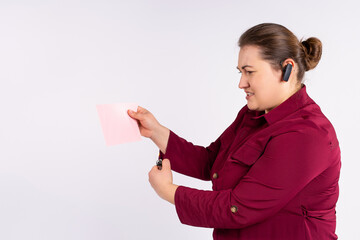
[128,23,341,240]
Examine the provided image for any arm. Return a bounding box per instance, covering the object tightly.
[159,130,221,181]
[173,131,337,228]
[159,106,248,180]
[128,106,222,180]
[129,105,248,181]
[150,124,170,154]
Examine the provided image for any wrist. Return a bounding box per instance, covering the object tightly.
[162,184,178,205]
[151,125,170,153]
[150,124,163,141]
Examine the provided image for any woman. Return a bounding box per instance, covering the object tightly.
[128,23,341,239]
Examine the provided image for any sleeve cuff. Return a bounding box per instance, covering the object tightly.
[158,130,176,160]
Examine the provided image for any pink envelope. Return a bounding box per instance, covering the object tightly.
[96,103,141,146]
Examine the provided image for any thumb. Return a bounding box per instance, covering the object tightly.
[161,158,171,170]
[128,109,139,119]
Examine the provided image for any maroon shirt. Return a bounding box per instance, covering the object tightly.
[160,84,341,239]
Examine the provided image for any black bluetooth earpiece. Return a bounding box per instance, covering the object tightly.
[282,63,292,82]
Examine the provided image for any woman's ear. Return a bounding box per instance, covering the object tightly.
[283,64,292,82]
[281,59,296,82]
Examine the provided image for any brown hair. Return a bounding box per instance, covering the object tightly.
[238,23,322,82]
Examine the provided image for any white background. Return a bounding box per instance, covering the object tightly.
[0,0,359,239]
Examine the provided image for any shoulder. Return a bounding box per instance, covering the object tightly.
[264,103,339,159]
[272,102,338,143]
[246,102,338,154]
[294,103,338,145]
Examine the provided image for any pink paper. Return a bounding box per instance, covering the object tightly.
[96,103,141,146]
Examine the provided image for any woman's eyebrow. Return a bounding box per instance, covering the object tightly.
[236,65,253,71]
[241,65,253,69]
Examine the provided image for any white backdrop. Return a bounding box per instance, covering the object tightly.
[0,0,359,239]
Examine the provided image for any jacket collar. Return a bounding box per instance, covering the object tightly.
[247,84,315,125]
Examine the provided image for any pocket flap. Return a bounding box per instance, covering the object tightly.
[230,143,263,166]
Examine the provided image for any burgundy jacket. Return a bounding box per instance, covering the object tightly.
[160,85,341,239]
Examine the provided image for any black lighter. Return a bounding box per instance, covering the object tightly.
[156,153,163,170]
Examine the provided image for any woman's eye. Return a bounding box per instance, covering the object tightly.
[237,70,254,75]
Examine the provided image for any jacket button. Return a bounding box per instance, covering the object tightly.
[212,173,218,179]
[230,205,238,213]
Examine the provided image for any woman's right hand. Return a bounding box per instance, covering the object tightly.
[127,106,160,138]
[127,106,170,153]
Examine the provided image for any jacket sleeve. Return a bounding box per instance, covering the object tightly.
[173,130,338,228]
[159,130,221,181]
[159,106,248,181]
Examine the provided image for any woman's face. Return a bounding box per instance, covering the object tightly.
[237,45,293,113]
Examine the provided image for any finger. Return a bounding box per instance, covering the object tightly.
[149,165,158,173]
[128,109,145,121]
[152,165,160,173]
[136,106,147,114]
[138,106,146,111]
[148,166,157,179]
[161,159,171,170]
[127,109,136,117]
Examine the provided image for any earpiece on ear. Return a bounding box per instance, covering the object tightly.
[283,63,292,82]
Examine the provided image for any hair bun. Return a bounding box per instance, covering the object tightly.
[301,37,322,71]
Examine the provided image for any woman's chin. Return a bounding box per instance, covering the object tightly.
[247,103,264,112]
[247,103,256,111]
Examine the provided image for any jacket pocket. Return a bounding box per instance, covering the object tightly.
[230,143,263,166]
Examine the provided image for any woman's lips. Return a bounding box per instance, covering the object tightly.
[246,92,254,100]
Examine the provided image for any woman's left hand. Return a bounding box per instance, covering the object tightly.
[148,159,178,204]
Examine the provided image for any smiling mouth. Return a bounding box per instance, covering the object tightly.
[245,92,254,100]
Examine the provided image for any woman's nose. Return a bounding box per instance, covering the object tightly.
[238,76,248,89]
